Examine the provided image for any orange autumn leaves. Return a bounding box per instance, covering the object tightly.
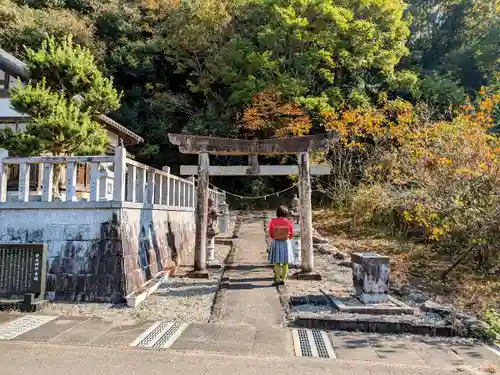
[240,88,312,138]
[240,86,500,182]
[321,94,500,181]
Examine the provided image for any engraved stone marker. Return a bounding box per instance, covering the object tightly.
[0,244,47,299]
[351,252,390,304]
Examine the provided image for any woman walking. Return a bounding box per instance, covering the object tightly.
[268,205,294,285]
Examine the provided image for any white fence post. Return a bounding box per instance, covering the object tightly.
[113,145,126,202]
[0,148,8,203]
[89,162,100,202]
[41,162,54,202]
[162,166,170,205]
[66,162,77,202]
[156,174,163,205]
[172,178,177,206]
[18,162,30,202]
[146,170,155,204]
[127,164,137,202]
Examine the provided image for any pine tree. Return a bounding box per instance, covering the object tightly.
[0,33,122,196]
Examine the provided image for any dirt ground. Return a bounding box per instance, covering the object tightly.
[312,209,500,318]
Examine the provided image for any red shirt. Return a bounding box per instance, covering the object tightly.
[269,217,294,240]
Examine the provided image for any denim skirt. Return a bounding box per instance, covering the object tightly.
[268,239,294,264]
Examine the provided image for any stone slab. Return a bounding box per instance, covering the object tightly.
[210,325,257,355]
[328,332,381,361]
[368,336,428,366]
[170,323,257,355]
[252,327,293,357]
[91,321,157,347]
[187,270,211,279]
[450,342,500,367]
[294,315,455,336]
[170,323,219,351]
[126,271,169,308]
[207,263,223,269]
[13,316,88,342]
[48,318,117,345]
[291,271,322,281]
[170,323,294,357]
[408,338,465,367]
[330,295,414,315]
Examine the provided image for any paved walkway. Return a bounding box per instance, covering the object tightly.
[218,220,284,328]
[0,312,498,370]
[0,215,498,372]
[0,340,478,375]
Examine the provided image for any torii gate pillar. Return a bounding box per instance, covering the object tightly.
[194,152,209,274]
[298,152,316,277]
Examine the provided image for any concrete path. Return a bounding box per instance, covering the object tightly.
[0,340,480,375]
[0,312,498,370]
[218,220,284,328]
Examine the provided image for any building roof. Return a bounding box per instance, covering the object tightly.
[0,48,144,146]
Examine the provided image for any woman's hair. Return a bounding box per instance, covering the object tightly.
[276,205,289,218]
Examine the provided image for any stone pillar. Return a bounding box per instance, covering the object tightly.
[232,215,242,238]
[291,221,301,268]
[0,148,8,203]
[263,212,271,250]
[99,166,114,201]
[351,252,390,304]
[194,152,209,274]
[113,145,126,202]
[206,237,216,263]
[297,152,320,279]
[291,194,300,223]
[218,201,230,235]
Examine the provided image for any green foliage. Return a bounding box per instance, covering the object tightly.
[484,308,500,343]
[207,0,413,123]
[0,0,100,54]
[414,73,466,112]
[404,0,500,94]
[25,34,121,114]
[0,34,120,156]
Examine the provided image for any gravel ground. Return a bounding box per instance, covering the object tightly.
[280,250,451,326]
[43,244,232,323]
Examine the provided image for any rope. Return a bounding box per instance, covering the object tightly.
[208,181,301,200]
[201,177,319,200]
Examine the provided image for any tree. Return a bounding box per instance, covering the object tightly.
[240,87,312,138]
[199,0,415,134]
[0,0,103,56]
[0,34,122,194]
[403,0,500,103]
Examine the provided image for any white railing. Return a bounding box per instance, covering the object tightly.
[0,146,224,209]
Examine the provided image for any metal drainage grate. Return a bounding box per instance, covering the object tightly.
[312,329,336,358]
[130,321,188,348]
[0,315,58,340]
[292,328,336,358]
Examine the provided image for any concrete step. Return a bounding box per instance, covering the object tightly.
[0,313,498,370]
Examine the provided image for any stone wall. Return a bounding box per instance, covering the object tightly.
[120,208,195,294]
[0,202,195,301]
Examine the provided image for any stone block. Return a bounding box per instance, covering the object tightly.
[351,252,390,304]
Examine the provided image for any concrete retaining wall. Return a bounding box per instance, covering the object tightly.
[0,202,195,301]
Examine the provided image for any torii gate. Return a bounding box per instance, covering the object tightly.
[168,133,335,279]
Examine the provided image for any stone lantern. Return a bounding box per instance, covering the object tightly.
[206,197,222,265]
